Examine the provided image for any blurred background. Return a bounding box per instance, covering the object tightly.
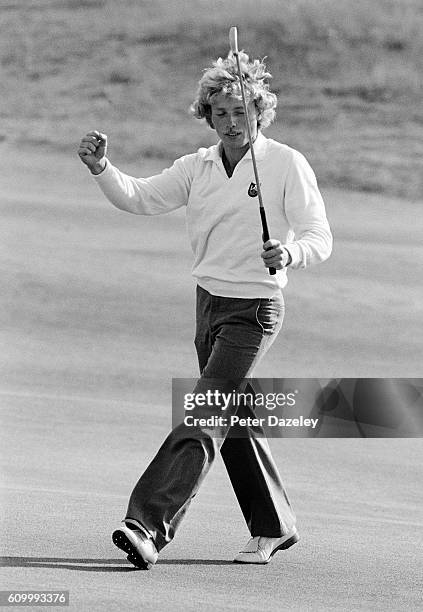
[1,0,422,197]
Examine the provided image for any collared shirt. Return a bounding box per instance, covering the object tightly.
[94,132,332,298]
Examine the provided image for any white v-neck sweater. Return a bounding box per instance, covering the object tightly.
[93,132,332,298]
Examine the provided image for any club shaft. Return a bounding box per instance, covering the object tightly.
[233,49,275,275]
[233,53,264,211]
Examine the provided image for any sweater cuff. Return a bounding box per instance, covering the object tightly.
[284,243,300,268]
[282,247,292,267]
[92,158,110,179]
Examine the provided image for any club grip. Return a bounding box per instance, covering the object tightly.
[229,26,239,54]
[260,210,276,276]
[262,235,276,275]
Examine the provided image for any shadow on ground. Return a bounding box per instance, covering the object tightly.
[0,556,233,572]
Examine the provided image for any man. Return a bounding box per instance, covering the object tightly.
[78,50,332,568]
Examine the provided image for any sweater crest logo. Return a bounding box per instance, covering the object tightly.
[248,182,259,197]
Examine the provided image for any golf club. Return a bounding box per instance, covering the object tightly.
[229,26,276,276]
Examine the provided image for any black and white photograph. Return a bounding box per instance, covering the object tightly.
[1,1,422,610]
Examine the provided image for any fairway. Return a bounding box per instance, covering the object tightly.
[1,148,422,610]
[1,1,423,607]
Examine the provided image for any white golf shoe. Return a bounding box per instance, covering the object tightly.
[112,522,158,570]
[233,527,299,564]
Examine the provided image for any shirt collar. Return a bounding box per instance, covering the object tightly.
[203,131,268,164]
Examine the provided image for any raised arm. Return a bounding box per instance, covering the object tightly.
[78,130,195,215]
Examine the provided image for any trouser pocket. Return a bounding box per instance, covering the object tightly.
[255,295,285,335]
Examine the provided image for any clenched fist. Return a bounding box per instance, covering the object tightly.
[78,130,108,174]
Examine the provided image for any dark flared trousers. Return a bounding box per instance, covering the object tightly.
[126,285,296,551]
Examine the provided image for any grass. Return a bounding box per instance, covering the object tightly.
[1,0,422,198]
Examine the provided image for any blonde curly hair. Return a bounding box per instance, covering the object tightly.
[191,51,277,129]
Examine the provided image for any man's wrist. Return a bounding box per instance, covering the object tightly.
[283,247,292,267]
[90,159,107,175]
